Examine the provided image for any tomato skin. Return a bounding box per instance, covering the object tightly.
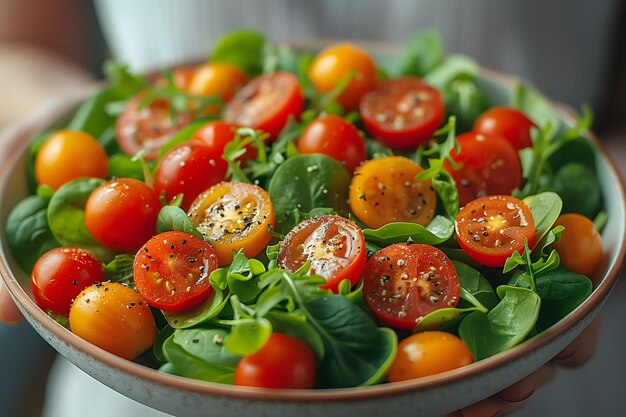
[223,71,304,138]
[387,331,473,381]
[444,132,522,206]
[154,141,228,210]
[277,215,366,293]
[455,195,535,267]
[31,248,105,316]
[360,78,445,150]
[85,178,162,253]
[553,214,603,280]
[297,115,367,172]
[69,282,157,360]
[349,156,437,229]
[234,333,317,389]
[34,130,108,190]
[116,94,191,160]
[363,244,460,330]
[474,106,536,150]
[188,62,248,102]
[191,121,257,163]
[133,231,218,311]
[308,42,377,111]
[188,182,275,266]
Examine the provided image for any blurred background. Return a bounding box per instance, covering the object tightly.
[1,0,625,416]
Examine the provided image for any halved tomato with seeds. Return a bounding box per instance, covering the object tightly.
[277,215,366,293]
[455,195,536,267]
[187,182,275,265]
[133,231,218,312]
[349,156,436,229]
[363,243,460,330]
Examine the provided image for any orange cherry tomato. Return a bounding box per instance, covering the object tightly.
[455,195,536,267]
[349,156,436,229]
[188,182,275,265]
[188,62,248,102]
[34,130,108,190]
[474,106,536,151]
[308,42,377,111]
[553,213,603,280]
[69,282,157,360]
[387,331,474,381]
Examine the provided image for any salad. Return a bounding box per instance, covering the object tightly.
[5,29,606,390]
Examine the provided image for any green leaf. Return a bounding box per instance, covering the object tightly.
[424,55,479,91]
[397,29,445,77]
[511,81,561,131]
[522,192,562,246]
[156,206,203,239]
[552,162,601,218]
[158,120,206,158]
[107,153,145,180]
[452,260,498,310]
[103,254,135,287]
[414,306,479,332]
[362,215,454,247]
[211,30,266,76]
[265,310,325,359]
[224,318,273,356]
[163,288,228,329]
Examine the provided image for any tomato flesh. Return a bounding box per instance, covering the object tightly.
[133,231,219,311]
[360,77,445,150]
[363,243,460,330]
[277,215,366,293]
[223,71,304,138]
[455,195,536,267]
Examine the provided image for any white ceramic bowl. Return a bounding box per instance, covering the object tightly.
[1,48,625,417]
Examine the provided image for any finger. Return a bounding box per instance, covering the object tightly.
[0,281,23,324]
[553,317,601,368]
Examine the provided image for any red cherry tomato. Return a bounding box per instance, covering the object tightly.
[360,77,445,150]
[133,231,219,311]
[223,71,304,138]
[85,178,161,253]
[443,132,522,207]
[116,94,191,160]
[474,106,536,150]
[154,141,228,210]
[297,115,367,172]
[31,247,104,315]
[191,120,257,163]
[363,243,460,330]
[234,333,317,389]
[455,195,536,267]
[277,215,366,293]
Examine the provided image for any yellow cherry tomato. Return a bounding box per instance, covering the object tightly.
[388,331,474,382]
[34,130,108,190]
[349,156,436,229]
[188,181,275,265]
[188,62,248,101]
[308,42,377,111]
[553,213,603,280]
[69,282,157,360]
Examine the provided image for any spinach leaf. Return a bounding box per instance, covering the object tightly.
[67,88,119,139]
[163,289,227,329]
[268,154,351,233]
[5,195,59,272]
[158,120,206,158]
[452,260,498,310]
[223,316,273,356]
[362,215,454,247]
[424,55,479,91]
[523,192,562,245]
[211,30,266,76]
[397,29,445,77]
[107,153,145,180]
[265,310,325,359]
[459,286,540,360]
[414,306,479,332]
[47,178,113,261]
[161,328,240,384]
[156,205,203,239]
[445,79,488,133]
[510,81,561,131]
[103,254,135,287]
[552,162,601,218]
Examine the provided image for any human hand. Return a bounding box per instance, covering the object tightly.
[0,281,23,324]
[445,317,601,417]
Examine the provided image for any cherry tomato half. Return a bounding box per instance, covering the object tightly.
[455,195,536,267]
[278,215,366,293]
[69,282,157,360]
[116,94,191,160]
[297,115,367,172]
[444,132,522,207]
[85,178,162,253]
[154,140,228,210]
[188,182,275,266]
[553,213,603,280]
[223,71,304,138]
[474,106,536,151]
[363,244,460,330]
[133,231,219,311]
[188,62,248,102]
[234,333,317,389]
[349,156,436,229]
[387,331,473,381]
[308,42,377,111]
[360,77,445,150]
[31,247,104,316]
[34,130,108,190]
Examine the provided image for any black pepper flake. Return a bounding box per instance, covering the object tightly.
[189,257,197,264]
[192,338,199,343]
[182,239,187,245]
[170,244,176,249]
[72,280,78,286]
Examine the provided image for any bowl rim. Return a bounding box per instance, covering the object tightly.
[1,46,625,403]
